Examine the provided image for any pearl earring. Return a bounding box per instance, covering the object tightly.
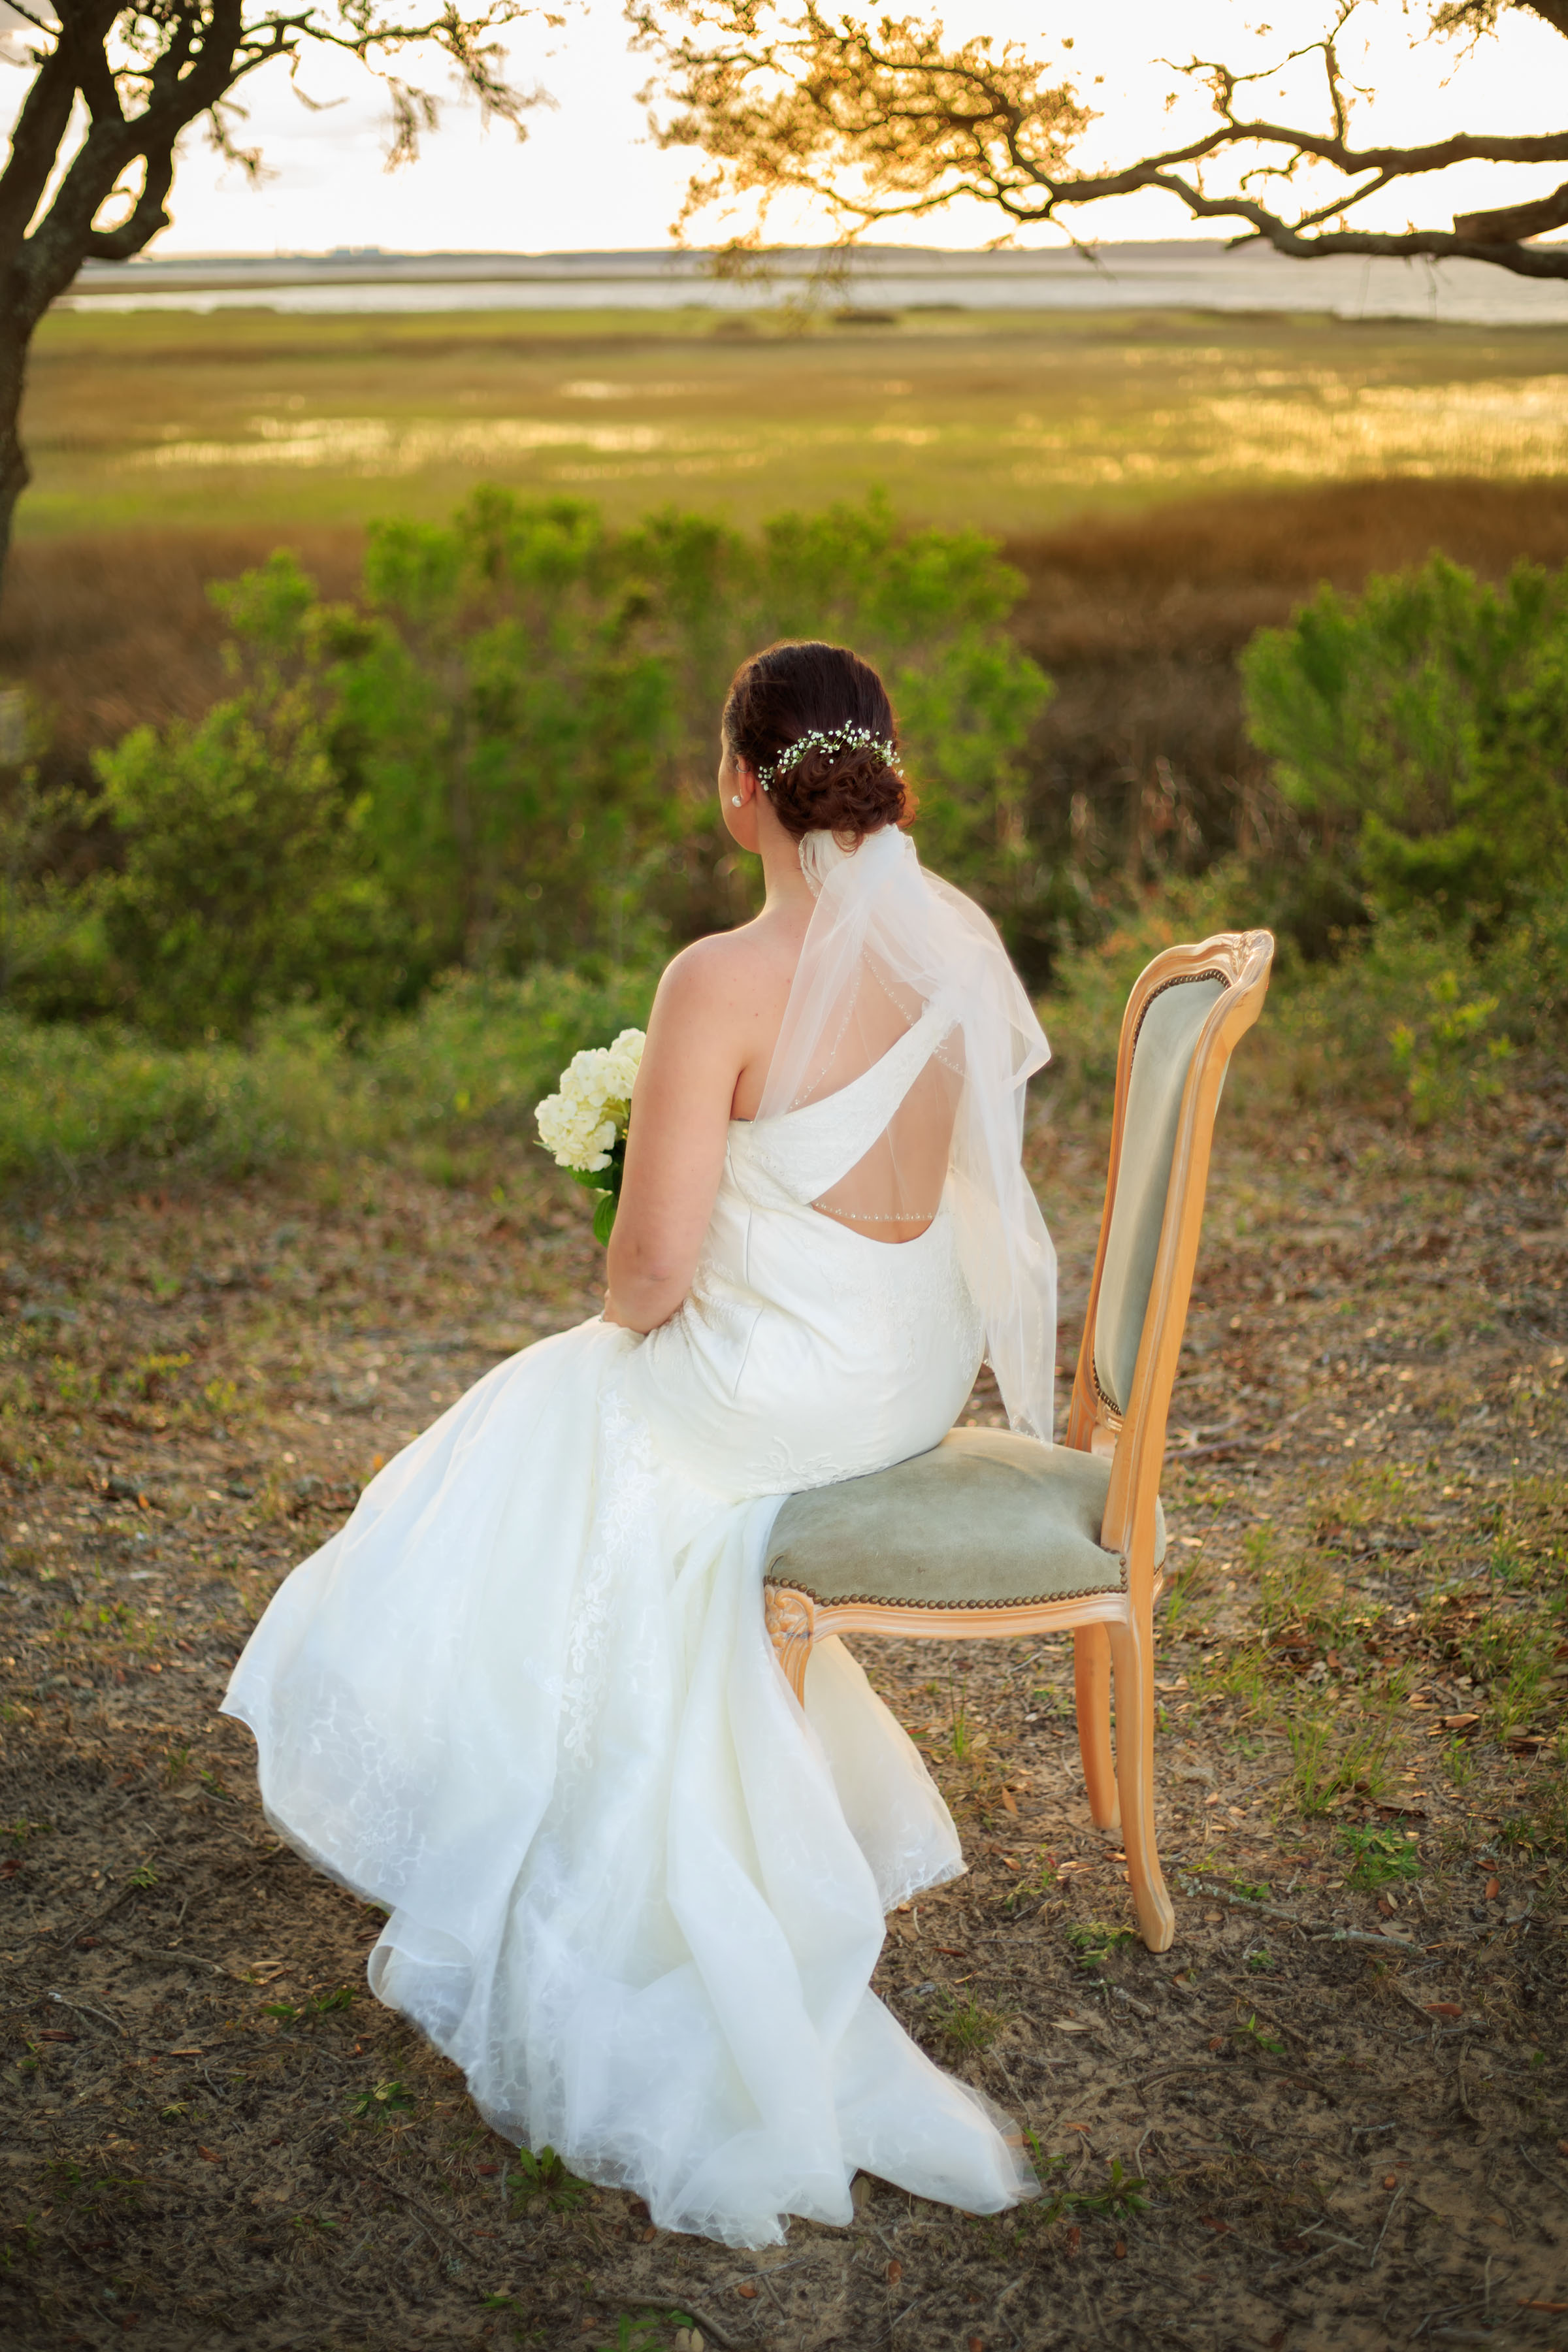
[731,794,742,806]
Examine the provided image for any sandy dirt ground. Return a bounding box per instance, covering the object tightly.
[2,1083,1565,2350]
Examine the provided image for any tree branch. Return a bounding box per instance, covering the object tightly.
[0,33,79,255]
[82,143,177,259]
[1454,176,1568,239]
[637,0,1568,281]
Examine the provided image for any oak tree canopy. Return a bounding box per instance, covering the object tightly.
[634,0,1568,275]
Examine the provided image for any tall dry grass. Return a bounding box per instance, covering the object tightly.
[1012,475,1568,858]
[2,525,365,773]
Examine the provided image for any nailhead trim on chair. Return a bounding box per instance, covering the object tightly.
[774,1560,1128,1612]
[1126,964,1231,1056]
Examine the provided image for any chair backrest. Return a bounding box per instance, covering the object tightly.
[1066,931,1274,1587]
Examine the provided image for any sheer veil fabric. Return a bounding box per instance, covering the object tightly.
[223,821,1055,2249]
[765,826,1057,1437]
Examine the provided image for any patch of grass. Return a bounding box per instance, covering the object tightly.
[1284,1696,1403,1818]
[507,2145,588,2214]
[0,966,657,1195]
[33,306,1568,546]
[1258,1540,1356,1661]
[936,1995,1009,2055]
[1065,1922,1137,1973]
[1337,1825,1422,1891]
[1500,1730,1568,1859]
[593,2319,693,2352]
[1226,1875,1271,1902]
[947,1668,981,1763]
[1024,2146,1152,2226]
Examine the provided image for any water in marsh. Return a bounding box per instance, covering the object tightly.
[64,238,1568,325]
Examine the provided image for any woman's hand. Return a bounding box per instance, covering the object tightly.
[604,938,756,1333]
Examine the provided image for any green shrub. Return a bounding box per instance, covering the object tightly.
[1269,913,1516,1127]
[1038,874,1558,1132]
[325,496,681,979]
[27,489,1050,1045]
[1242,553,1568,934]
[0,743,110,1021]
[93,698,410,1043]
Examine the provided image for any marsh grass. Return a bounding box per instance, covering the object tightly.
[14,336,1568,831]
[27,306,1568,544]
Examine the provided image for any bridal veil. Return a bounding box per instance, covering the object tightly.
[759,825,1058,1442]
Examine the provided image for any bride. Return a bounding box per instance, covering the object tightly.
[223,640,1059,2249]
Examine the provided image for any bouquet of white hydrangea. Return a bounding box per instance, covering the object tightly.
[534,1028,645,1243]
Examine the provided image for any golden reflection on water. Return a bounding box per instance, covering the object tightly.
[133,375,1568,496]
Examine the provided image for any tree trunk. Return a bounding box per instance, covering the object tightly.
[0,304,33,603]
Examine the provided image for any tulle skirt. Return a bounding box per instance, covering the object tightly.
[223,1317,1037,2247]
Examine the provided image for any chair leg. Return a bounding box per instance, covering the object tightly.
[1107,1612,1175,1954]
[1074,1625,1119,1832]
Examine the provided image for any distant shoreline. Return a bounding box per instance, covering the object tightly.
[62,240,1568,327]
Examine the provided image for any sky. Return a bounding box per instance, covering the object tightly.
[7,0,1568,257]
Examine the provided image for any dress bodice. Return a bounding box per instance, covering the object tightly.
[619,1008,983,1501]
[735,1002,956,1207]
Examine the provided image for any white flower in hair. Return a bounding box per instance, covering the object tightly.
[756,723,902,792]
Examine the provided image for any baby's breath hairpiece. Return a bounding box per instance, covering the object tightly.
[756,722,902,793]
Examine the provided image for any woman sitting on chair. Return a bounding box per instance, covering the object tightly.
[223,639,1059,2249]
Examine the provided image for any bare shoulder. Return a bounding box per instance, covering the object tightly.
[653,922,787,1028]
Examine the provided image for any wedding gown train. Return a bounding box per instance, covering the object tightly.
[224,861,1046,2248]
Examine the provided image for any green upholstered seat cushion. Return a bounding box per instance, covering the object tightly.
[764,1426,1166,1610]
[1094,974,1227,1415]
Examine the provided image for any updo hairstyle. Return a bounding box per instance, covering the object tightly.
[722,640,911,844]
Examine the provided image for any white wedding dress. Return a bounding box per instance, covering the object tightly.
[223,830,1054,2249]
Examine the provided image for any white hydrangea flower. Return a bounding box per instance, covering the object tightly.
[534,1028,645,1173]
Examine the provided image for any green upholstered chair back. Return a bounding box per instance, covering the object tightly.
[1092,972,1227,1416]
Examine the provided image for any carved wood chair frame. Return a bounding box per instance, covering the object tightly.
[763,928,1275,1953]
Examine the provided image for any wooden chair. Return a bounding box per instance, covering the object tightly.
[762,929,1275,1953]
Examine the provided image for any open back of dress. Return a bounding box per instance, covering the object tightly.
[784,951,964,1243]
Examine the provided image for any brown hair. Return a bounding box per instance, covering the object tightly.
[721,640,911,843]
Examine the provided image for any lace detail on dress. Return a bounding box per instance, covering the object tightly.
[560,1384,657,1767]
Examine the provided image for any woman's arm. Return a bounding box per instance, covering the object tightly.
[603,938,753,1333]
